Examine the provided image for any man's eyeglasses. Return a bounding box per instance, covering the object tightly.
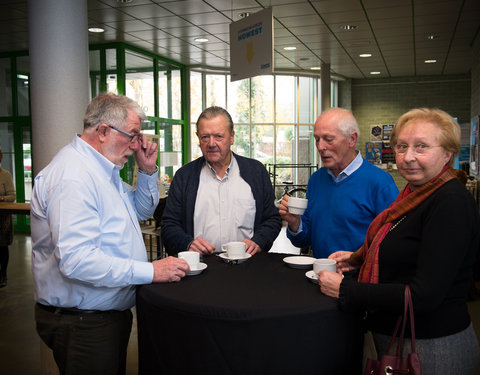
[107,125,141,143]
[394,143,440,155]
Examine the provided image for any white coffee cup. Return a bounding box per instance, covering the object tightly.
[313,258,337,274]
[221,241,246,259]
[178,251,200,269]
[288,196,308,215]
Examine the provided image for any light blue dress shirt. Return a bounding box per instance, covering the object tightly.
[31,135,158,311]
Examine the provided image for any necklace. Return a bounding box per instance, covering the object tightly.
[389,216,406,232]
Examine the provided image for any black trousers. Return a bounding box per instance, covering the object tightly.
[35,303,133,375]
[0,245,9,279]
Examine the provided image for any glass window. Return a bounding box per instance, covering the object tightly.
[232,124,250,157]
[106,49,117,94]
[171,68,182,120]
[22,128,32,202]
[0,122,15,193]
[190,126,202,160]
[0,58,12,116]
[126,51,154,116]
[251,76,274,123]
[206,74,226,109]
[298,125,315,185]
[299,76,314,123]
[158,65,182,120]
[252,125,273,164]
[275,76,295,123]
[190,71,202,124]
[16,56,30,116]
[159,122,182,181]
[227,77,249,124]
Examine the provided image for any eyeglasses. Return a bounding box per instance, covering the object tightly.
[394,143,441,155]
[107,125,141,143]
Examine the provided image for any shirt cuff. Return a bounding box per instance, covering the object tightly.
[138,167,159,176]
[131,260,155,284]
[288,221,303,236]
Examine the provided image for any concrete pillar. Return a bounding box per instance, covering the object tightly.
[321,62,331,112]
[28,0,90,175]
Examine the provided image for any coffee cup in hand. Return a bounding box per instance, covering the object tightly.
[178,251,200,270]
[288,197,308,215]
[313,258,336,274]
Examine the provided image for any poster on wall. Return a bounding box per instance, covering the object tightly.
[470,115,479,176]
[382,124,393,141]
[365,142,382,165]
[370,125,382,141]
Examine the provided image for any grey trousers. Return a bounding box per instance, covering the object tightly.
[371,323,480,375]
[35,303,133,375]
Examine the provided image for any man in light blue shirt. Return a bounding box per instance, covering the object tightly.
[31,93,189,375]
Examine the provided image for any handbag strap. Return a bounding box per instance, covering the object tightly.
[385,285,417,357]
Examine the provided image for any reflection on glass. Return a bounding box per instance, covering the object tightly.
[227,77,249,124]
[206,74,226,109]
[298,125,315,185]
[107,74,117,94]
[232,124,250,157]
[0,59,13,116]
[299,76,314,123]
[252,76,273,123]
[126,51,154,116]
[275,76,295,123]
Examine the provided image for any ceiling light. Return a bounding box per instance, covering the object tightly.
[426,35,439,40]
[194,37,209,43]
[342,25,357,31]
[310,67,321,70]
[283,46,296,51]
[239,12,250,18]
[370,71,381,75]
[88,27,104,33]
[359,53,372,58]
[299,57,310,61]
[424,59,437,63]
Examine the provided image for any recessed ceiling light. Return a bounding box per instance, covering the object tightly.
[310,67,321,70]
[370,71,381,75]
[88,27,104,33]
[299,57,310,61]
[359,53,372,58]
[194,38,209,43]
[239,12,250,18]
[426,35,439,40]
[283,46,296,51]
[342,25,357,31]
[424,59,437,63]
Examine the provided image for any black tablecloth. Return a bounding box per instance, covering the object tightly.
[137,252,363,375]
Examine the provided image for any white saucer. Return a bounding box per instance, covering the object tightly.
[305,270,318,284]
[283,256,315,269]
[187,262,207,276]
[218,252,252,263]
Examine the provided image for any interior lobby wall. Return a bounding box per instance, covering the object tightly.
[350,74,471,189]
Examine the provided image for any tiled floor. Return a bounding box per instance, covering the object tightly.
[1,232,479,374]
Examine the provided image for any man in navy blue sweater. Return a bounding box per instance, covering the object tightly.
[278,108,399,258]
[161,107,281,256]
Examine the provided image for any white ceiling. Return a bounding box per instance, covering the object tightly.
[1,0,479,79]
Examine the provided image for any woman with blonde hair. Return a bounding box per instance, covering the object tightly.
[319,108,480,374]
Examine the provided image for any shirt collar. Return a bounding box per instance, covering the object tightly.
[327,150,363,183]
[205,154,235,181]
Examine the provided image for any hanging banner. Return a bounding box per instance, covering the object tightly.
[229,7,273,82]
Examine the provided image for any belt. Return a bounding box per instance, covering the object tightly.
[37,303,112,315]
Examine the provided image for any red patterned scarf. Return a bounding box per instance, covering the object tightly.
[350,166,456,283]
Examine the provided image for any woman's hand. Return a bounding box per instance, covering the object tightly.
[329,251,357,274]
[318,270,343,298]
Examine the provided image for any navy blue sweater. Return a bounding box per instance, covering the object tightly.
[161,153,282,254]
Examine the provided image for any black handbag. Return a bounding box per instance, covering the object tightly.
[364,285,422,375]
